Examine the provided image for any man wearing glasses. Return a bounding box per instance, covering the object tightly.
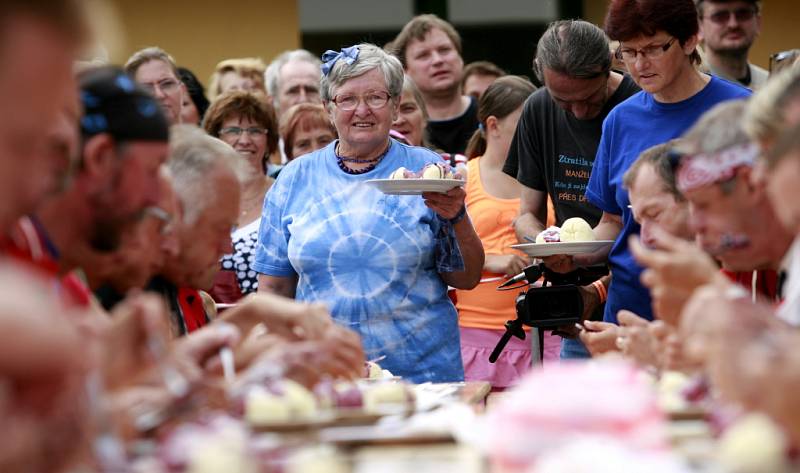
[697,0,767,89]
[125,47,187,125]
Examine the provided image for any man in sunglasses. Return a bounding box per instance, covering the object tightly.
[697,0,767,89]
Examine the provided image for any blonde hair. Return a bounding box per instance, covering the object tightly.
[124,46,179,78]
[207,57,266,100]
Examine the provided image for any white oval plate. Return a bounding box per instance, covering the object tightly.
[511,240,614,257]
[365,178,465,195]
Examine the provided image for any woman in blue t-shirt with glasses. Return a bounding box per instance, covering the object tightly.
[548,0,751,355]
[253,44,484,382]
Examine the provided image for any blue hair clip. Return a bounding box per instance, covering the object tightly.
[321,46,360,76]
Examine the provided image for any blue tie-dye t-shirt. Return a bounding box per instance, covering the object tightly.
[252,140,465,383]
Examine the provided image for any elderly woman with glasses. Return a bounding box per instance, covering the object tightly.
[203,90,279,302]
[253,43,484,382]
[544,0,750,355]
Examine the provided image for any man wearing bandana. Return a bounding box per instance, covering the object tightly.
[597,102,793,361]
[5,66,170,308]
[629,100,793,334]
[673,100,792,295]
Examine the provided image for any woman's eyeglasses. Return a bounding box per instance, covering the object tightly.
[332,91,391,111]
[219,127,267,139]
[616,38,675,62]
[140,78,180,96]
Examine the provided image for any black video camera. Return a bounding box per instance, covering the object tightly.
[489,263,609,363]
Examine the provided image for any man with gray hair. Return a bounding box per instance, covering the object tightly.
[264,49,322,117]
[149,124,247,335]
[503,19,640,359]
[631,100,792,332]
[151,125,366,380]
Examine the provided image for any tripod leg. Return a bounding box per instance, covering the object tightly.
[489,330,514,363]
[530,328,541,367]
[539,328,545,364]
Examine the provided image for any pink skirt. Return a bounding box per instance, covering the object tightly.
[459,327,561,389]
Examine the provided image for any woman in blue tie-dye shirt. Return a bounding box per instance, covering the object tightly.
[252,43,484,383]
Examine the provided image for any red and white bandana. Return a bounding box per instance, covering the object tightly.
[676,142,761,193]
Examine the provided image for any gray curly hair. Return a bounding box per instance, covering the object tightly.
[320,43,404,103]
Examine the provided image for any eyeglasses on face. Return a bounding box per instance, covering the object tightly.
[332,91,392,111]
[616,38,676,62]
[141,78,180,95]
[704,7,757,25]
[219,126,268,139]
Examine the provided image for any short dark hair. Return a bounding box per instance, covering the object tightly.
[461,61,506,89]
[605,0,702,65]
[202,91,278,174]
[696,0,760,17]
[124,47,180,78]
[390,14,462,68]
[622,139,684,200]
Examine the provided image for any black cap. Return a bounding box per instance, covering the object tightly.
[79,66,169,142]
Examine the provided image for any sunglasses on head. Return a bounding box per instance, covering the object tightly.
[705,7,756,25]
[770,49,800,74]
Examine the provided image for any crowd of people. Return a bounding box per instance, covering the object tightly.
[3,0,800,469]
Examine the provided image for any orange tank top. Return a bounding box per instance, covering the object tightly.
[456,157,527,330]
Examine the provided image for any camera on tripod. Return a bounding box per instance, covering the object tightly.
[489,263,609,363]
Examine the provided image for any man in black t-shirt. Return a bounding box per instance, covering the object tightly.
[391,14,479,155]
[503,20,640,359]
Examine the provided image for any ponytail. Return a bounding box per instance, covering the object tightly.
[467,75,536,159]
[465,124,486,159]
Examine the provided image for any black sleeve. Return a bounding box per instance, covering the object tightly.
[504,94,546,191]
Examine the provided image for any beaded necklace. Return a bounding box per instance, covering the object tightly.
[335,140,391,175]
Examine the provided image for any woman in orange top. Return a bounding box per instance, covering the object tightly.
[457,76,557,389]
